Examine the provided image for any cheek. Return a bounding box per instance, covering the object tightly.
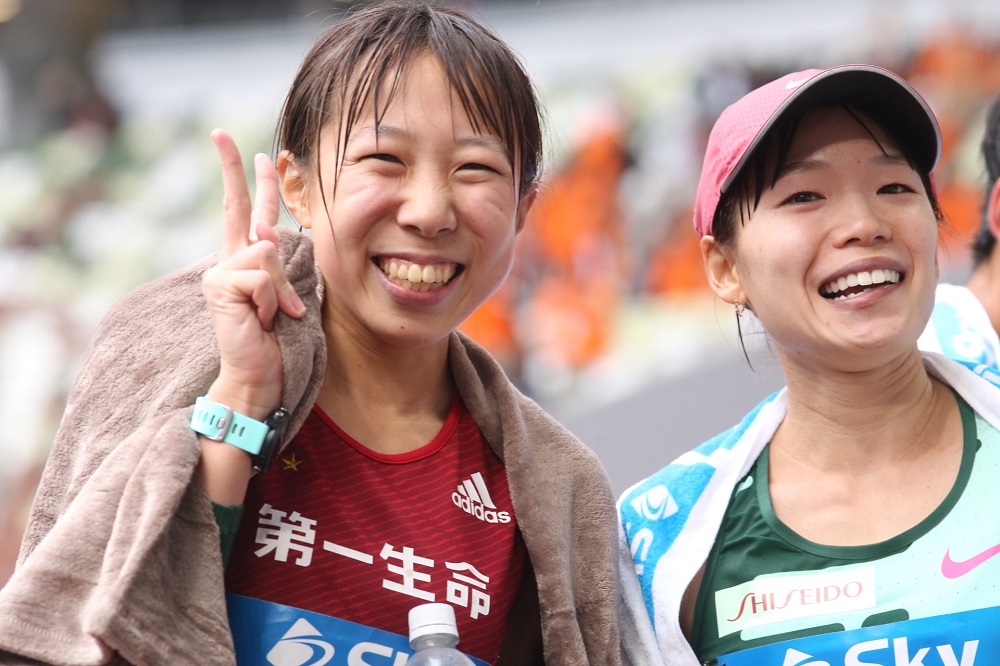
[461,178,518,210]
[735,236,804,301]
[925,223,941,254]
[460,189,520,235]
[318,181,395,233]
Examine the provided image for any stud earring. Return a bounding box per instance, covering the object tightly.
[734,301,746,317]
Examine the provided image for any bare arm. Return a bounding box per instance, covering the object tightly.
[198,129,306,507]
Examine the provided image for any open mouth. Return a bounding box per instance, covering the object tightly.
[821,269,901,300]
[377,258,461,292]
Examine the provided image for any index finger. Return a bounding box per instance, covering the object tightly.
[212,128,253,258]
[251,152,281,241]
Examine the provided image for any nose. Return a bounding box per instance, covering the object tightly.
[397,174,457,236]
[834,192,892,247]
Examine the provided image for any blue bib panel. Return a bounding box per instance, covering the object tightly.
[228,594,489,666]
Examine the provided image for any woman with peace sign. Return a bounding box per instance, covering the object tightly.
[0,3,623,664]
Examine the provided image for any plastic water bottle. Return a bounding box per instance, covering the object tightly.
[404,603,475,665]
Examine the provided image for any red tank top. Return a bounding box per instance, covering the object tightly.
[225,396,526,664]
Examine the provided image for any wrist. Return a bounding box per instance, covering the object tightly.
[206,376,281,421]
[191,396,290,474]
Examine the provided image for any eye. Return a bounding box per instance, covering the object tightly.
[878,182,916,195]
[459,162,501,173]
[363,153,401,164]
[782,191,822,205]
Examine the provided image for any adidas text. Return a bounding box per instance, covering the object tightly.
[452,492,511,523]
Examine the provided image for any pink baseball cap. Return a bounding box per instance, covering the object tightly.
[692,64,942,237]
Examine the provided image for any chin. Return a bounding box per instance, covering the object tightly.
[377,320,456,350]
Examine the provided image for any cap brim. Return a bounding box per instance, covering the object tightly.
[721,65,942,194]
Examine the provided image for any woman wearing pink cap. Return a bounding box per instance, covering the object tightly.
[618,65,1000,665]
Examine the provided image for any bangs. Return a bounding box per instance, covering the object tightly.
[713,103,941,243]
[337,9,539,193]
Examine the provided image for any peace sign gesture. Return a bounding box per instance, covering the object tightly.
[201,129,306,424]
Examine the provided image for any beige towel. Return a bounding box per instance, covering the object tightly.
[0,229,622,665]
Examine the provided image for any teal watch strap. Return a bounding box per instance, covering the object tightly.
[191,396,269,455]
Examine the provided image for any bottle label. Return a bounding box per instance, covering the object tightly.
[227,593,490,666]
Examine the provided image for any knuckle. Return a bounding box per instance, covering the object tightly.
[202,266,222,287]
[253,239,280,262]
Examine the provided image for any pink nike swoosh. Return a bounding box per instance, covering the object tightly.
[941,543,1000,579]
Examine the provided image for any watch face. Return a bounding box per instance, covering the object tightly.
[253,408,291,474]
[266,407,291,430]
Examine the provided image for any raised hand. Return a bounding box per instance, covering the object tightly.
[199,130,306,501]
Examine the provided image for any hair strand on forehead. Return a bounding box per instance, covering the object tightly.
[712,103,942,247]
[273,0,543,218]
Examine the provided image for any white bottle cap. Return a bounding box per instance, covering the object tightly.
[408,602,460,641]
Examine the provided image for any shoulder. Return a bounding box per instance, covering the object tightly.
[514,390,609,473]
[925,351,1000,390]
[923,283,1000,367]
[448,334,615,501]
[618,390,783,533]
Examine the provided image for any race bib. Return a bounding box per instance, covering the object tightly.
[718,605,999,666]
[227,594,489,666]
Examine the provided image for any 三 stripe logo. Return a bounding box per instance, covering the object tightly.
[452,472,511,524]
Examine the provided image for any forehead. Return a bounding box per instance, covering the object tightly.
[355,54,451,117]
[786,106,902,157]
[340,53,503,140]
[335,56,510,168]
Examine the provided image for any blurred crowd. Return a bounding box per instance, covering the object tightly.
[463,27,1000,387]
[3,3,1000,586]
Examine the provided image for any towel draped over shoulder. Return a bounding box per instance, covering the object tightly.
[0,229,623,666]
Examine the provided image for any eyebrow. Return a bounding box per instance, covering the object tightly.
[778,152,913,179]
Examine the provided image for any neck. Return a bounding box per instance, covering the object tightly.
[772,348,950,471]
[317,322,454,455]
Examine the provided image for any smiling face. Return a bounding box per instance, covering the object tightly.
[702,106,939,372]
[281,52,534,352]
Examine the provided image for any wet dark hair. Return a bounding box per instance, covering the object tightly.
[276,0,543,208]
[971,92,1000,265]
[711,103,943,247]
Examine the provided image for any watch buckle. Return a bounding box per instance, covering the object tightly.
[208,404,233,442]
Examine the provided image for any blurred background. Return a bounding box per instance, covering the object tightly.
[2,0,1000,585]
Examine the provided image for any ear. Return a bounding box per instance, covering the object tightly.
[987,178,1000,240]
[514,182,539,235]
[701,235,746,307]
[276,150,312,229]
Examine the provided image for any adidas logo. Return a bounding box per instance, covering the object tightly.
[452,472,511,524]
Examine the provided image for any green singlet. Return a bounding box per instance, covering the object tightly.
[691,393,1000,664]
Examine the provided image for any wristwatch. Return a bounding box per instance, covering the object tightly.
[190,396,290,473]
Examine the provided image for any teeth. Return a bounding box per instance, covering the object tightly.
[378,259,457,291]
[823,269,900,297]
